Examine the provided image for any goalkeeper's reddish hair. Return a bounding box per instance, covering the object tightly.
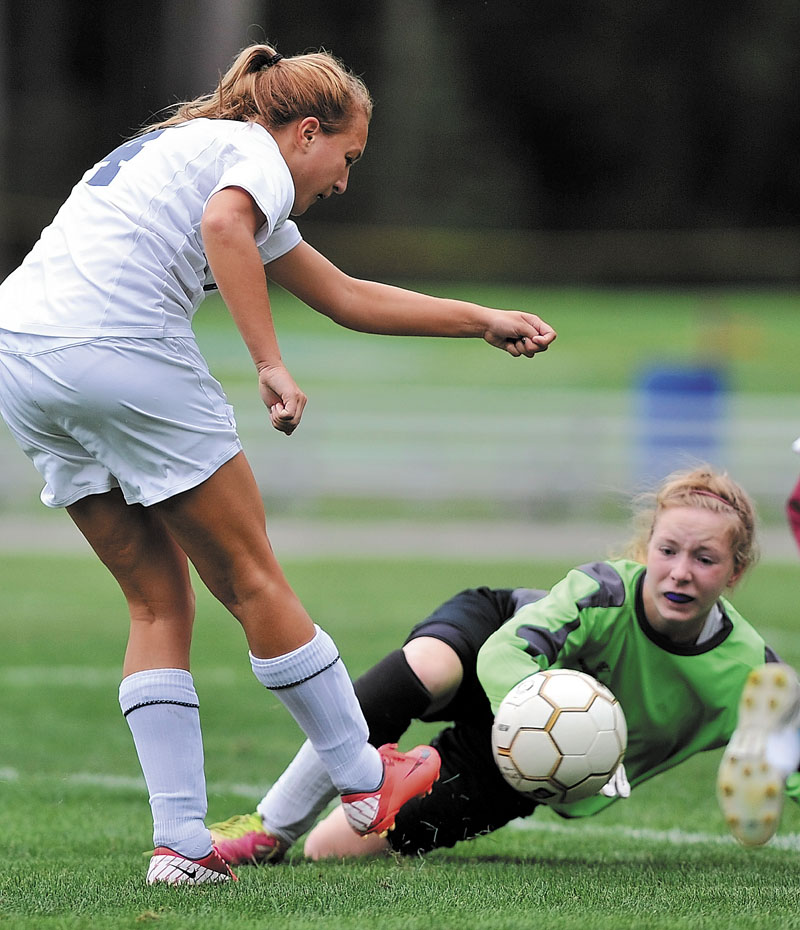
[624,465,759,580]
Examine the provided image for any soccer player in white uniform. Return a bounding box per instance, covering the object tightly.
[0,43,555,885]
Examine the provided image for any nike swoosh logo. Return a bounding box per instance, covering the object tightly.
[172,865,198,878]
[406,749,431,776]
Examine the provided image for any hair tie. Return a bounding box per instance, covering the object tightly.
[693,489,734,508]
[261,53,283,69]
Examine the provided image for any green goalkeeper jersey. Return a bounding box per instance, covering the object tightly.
[477,558,777,818]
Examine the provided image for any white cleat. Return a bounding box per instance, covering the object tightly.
[717,663,800,846]
[146,845,237,885]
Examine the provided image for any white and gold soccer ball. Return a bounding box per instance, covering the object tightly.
[491,668,627,804]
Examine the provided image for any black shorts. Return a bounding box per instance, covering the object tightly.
[389,586,546,855]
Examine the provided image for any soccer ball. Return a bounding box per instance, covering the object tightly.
[491,668,627,804]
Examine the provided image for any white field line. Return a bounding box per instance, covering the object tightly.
[2,764,800,852]
[510,815,800,852]
[0,766,264,800]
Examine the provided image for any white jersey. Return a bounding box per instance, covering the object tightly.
[0,119,302,338]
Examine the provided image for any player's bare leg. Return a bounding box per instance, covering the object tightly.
[156,453,439,835]
[304,804,391,860]
[151,451,316,658]
[67,489,196,675]
[67,489,221,870]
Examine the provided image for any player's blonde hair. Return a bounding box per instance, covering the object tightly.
[145,43,372,134]
[623,465,759,580]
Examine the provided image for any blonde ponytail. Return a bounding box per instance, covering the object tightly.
[145,43,372,133]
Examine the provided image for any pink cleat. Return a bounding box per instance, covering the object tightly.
[341,742,441,836]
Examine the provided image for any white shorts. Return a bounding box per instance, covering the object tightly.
[0,332,242,508]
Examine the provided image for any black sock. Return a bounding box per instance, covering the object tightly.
[354,649,433,747]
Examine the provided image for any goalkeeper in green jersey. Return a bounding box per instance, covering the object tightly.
[208,466,794,862]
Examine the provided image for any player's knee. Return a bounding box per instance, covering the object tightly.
[125,570,196,628]
[403,637,463,706]
[127,587,195,629]
[208,562,288,622]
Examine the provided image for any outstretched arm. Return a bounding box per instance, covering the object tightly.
[266,241,556,357]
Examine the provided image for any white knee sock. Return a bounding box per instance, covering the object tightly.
[119,668,211,859]
[257,739,337,844]
[249,626,382,793]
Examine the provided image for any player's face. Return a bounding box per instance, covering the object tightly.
[642,505,741,644]
[288,112,368,216]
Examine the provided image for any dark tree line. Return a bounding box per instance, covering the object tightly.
[1,0,798,277]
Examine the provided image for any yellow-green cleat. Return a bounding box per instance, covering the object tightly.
[209,812,289,866]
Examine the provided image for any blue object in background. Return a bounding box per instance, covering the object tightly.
[636,366,728,485]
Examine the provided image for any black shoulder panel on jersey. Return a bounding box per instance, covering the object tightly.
[510,588,548,612]
[516,618,581,663]
[765,644,783,663]
[575,561,626,609]
[513,565,626,663]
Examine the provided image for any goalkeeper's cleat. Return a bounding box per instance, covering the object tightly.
[340,742,441,836]
[209,812,289,866]
[146,845,237,885]
[717,663,800,846]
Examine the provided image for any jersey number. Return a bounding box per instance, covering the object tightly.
[87,129,166,187]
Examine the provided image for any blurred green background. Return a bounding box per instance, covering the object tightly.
[191,285,798,522]
[1,286,797,545]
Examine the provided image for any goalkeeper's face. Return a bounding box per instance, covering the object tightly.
[641,505,741,645]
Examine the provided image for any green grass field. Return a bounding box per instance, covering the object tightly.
[2,552,800,929]
[2,285,799,927]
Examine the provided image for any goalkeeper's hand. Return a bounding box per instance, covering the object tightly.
[600,763,630,798]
